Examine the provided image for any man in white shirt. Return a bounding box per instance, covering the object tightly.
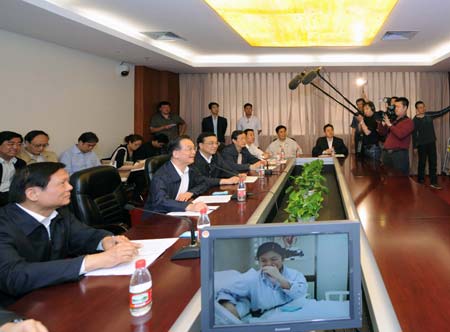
[237,103,262,147]
[266,125,302,158]
[0,131,26,207]
[59,132,101,175]
[0,162,140,305]
[244,129,269,160]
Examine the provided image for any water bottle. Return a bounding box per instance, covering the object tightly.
[197,208,211,243]
[237,176,246,202]
[280,146,285,160]
[129,259,152,317]
[257,163,265,179]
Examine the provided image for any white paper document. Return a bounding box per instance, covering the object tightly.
[244,176,258,183]
[193,195,232,204]
[85,238,178,276]
[167,206,219,217]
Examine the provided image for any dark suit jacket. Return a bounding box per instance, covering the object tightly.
[145,161,210,213]
[312,137,348,157]
[0,204,111,306]
[0,308,21,325]
[221,144,260,172]
[193,151,237,187]
[0,158,26,187]
[201,116,228,143]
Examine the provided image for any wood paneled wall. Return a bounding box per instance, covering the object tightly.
[134,66,179,141]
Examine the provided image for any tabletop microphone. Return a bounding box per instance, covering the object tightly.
[302,67,321,85]
[124,204,200,260]
[210,163,240,177]
[288,72,306,90]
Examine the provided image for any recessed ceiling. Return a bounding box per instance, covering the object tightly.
[1,0,450,73]
[203,0,398,47]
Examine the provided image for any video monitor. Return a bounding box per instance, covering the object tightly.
[200,221,361,332]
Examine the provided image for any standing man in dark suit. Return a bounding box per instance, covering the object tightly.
[201,102,228,144]
[312,124,349,157]
[221,130,265,172]
[0,131,26,207]
[144,135,209,213]
[0,162,140,306]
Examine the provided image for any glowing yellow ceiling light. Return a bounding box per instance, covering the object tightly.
[204,0,398,47]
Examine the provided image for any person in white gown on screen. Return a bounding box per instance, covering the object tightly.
[216,242,307,320]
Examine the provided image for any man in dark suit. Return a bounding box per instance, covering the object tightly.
[193,132,240,187]
[145,135,209,213]
[0,308,48,331]
[201,102,228,144]
[221,130,265,172]
[0,131,26,207]
[0,162,140,306]
[312,124,349,157]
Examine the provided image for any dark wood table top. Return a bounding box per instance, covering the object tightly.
[8,157,449,332]
[8,165,287,332]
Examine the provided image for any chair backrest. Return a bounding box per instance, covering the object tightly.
[144,154,170,184]
[69,166,130,230]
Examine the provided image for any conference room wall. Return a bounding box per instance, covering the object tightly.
[0,29,134,158]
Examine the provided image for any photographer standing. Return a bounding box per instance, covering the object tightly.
[377,97,414,175]
[413,101,449,189]
[358,101,381,160]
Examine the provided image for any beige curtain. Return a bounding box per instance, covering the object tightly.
[180,71,449,173]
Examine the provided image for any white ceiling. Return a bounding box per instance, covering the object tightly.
[1,0,450,73]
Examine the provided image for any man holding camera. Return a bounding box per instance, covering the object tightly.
[377,97,414,175]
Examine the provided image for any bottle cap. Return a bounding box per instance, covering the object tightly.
[135,259,146,269]
[200,208,207,214]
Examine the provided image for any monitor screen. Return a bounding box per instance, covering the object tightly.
[200,221,361,332]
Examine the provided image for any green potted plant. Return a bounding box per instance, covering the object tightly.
[285,160,327,222]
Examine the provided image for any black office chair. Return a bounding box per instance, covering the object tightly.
[69,166,131,234]
[144,154,170,184]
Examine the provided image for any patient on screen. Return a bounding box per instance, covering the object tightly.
[216,242,307,320]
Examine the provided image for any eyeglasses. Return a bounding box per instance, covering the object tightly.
[179,147,197,152]
[203,142,219,146]
[30,143,49,148]
[4,142,22,147]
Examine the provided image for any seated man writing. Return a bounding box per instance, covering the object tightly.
[217,242,307,320]
[0,162,140,306]
[144,135,209,213]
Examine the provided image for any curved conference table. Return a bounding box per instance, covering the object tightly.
[8,156,450,332]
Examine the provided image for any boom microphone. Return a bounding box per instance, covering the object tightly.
[301,67,321,85]
[124,204,200,260]
[288,72,306,90]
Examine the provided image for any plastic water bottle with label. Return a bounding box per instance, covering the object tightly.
[237,176,246,202]
[129,259,152,317]
[197,208,211,243]
[280,146,286,160]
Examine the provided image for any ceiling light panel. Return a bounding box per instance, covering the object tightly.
[204,0,398,47]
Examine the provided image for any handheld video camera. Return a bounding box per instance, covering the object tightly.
[374,97,397,121]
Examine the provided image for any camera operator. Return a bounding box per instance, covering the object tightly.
[413,101,450,189]
[357,101,381,160]
[377,97,414,175]
[350,98,365,156]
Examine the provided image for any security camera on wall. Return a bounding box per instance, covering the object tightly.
[117,62,130,77]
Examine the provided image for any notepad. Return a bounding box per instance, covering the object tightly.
[193,195,232,204]
[85,238,178,276]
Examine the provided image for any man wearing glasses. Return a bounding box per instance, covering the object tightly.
[17,130,58,164]
[194,132,240,186]
[0,131,26,207]
[144,135,209,213]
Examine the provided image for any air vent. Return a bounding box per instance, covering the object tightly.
[141,31,185,41]
[382,31,418,41]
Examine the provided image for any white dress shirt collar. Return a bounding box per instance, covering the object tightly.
[16,203,58,239]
